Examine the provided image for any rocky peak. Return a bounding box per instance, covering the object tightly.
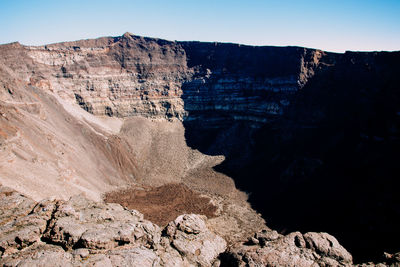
[122,32,134,39]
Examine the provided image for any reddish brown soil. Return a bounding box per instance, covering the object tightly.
[104,183,217,226]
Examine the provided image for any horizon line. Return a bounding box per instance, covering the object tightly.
[1,32,399,54]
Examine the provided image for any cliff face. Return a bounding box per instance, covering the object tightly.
[181,42,326,123]
[22,34,190,119]
[1,33,327,123]
[1,33,400,264]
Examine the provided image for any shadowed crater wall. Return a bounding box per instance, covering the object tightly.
[181,46,400,263]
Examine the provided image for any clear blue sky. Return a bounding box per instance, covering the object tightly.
[0,0,399,52]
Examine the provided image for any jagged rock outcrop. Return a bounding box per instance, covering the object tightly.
[222,230,400,267]
[222,229,353,266]
[2,185,400,266]
[0,185,226,266]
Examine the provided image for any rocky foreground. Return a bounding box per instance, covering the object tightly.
[1,185,399,267]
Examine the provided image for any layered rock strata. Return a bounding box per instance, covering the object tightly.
[0,32,326,123]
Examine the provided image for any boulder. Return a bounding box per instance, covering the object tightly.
[222,230,353,267]
[165,214,227,266]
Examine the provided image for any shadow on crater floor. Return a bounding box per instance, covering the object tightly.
[181,51,400,263]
